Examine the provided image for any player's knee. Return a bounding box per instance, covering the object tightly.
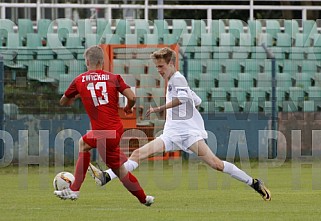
[130,149,140,161]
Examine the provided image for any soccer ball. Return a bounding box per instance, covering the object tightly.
[53,172,75,191]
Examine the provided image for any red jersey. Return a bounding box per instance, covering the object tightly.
[64,70,130,130]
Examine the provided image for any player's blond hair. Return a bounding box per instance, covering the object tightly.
[150,47,176,64]
[84,45,104,67]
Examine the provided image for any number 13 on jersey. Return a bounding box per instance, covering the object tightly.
[87,82,109,106]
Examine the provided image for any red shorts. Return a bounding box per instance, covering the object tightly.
[82,127,127,169]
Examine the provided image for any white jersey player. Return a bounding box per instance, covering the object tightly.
[88,47,271,201]
[159,71,207,154]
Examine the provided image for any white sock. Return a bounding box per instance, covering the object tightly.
[223,161,253,185]
[124,159,139,171]
[105,159,139,180]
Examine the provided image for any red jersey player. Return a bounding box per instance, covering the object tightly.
[54,45,154,206]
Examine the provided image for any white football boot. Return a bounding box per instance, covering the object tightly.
[54,187,79,200]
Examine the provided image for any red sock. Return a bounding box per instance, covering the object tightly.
[120,172,147,204]
[70,152,91,191]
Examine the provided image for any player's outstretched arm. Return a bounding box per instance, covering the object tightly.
[146,98,181,117]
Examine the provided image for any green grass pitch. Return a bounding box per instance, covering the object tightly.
[1,161,321,221]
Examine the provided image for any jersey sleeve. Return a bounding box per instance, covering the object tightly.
[117,75,130,93]
[172,76,190,104]
[64,78,79,98]
[190,89,202,106]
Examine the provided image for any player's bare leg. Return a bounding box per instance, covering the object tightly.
[129,138,165,162]
[189,140,271,201]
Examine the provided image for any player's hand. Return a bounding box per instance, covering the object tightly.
[123,105,133,115]
[146,106,160,117]
[65,97,76,106]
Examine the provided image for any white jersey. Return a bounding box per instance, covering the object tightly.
[163,71,207,139]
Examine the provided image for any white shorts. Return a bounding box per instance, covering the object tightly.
[158,133,204,154]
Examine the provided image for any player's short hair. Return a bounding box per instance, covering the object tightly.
[150,47,176,64]
[84,45,104,67]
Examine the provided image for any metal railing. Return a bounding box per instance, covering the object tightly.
[1,0,321,27]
